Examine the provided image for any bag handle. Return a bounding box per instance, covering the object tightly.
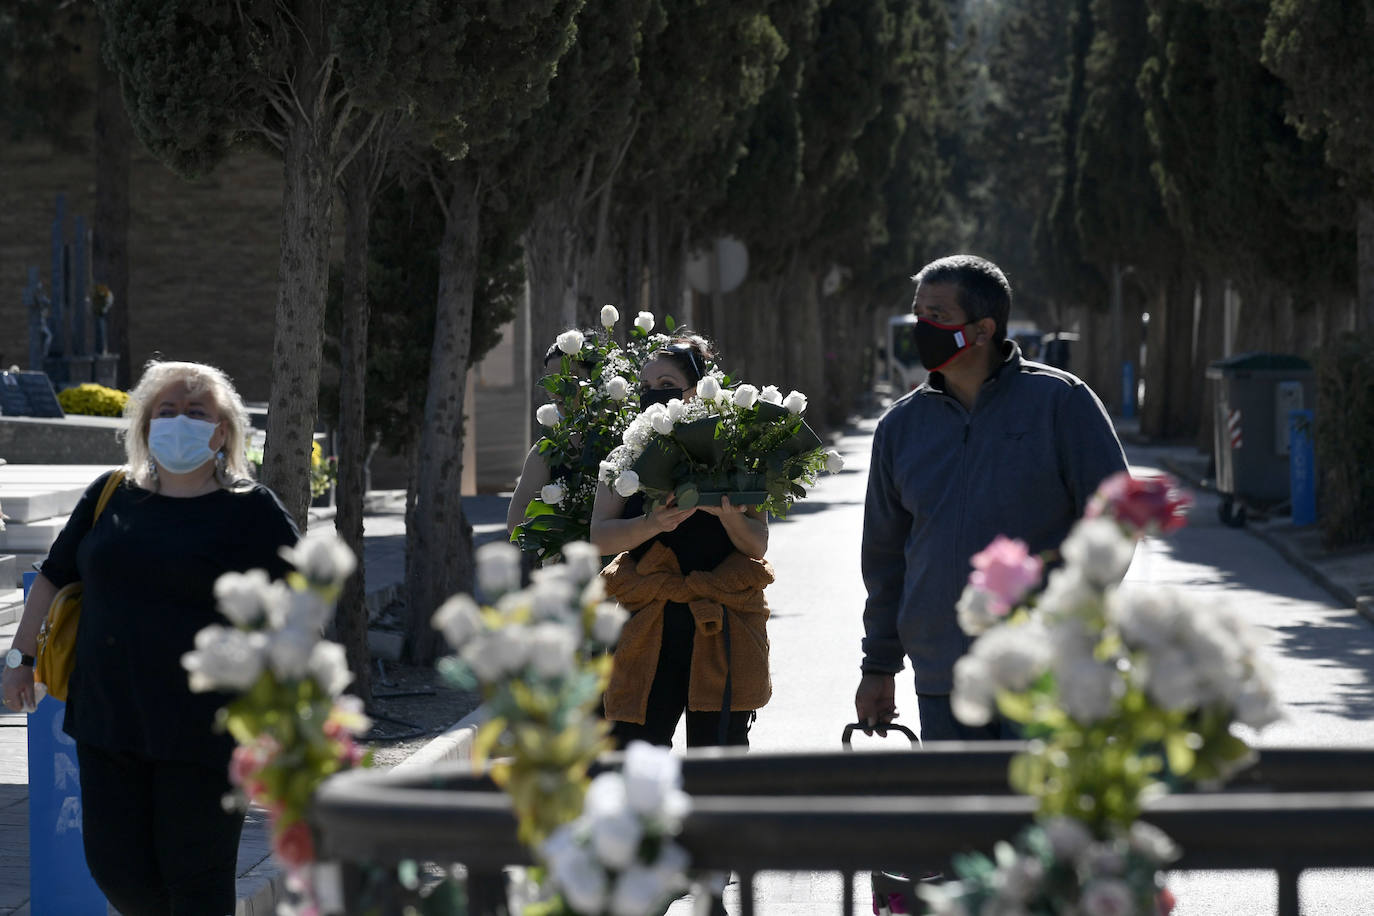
[841,721,920,748]
[92,470,125,525]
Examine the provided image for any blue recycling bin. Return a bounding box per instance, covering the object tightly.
[22,571,108,914]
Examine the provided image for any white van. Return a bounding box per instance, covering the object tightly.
[885,314,928,393]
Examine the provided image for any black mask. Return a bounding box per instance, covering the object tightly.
[913,317,974,372]
[639,386,684,407]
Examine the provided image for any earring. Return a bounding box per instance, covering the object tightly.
[147,458,159,487]
[214,449,227,485]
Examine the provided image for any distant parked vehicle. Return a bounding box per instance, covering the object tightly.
[885,314,928,393]
[1041,332,1080,371]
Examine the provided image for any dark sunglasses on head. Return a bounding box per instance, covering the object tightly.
[656,342,703,381]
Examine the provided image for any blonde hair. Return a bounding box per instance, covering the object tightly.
[121,360,254,490]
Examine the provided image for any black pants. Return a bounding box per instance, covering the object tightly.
[612,603,754,749]
[916,694,1021,741]
[76,742,245,916]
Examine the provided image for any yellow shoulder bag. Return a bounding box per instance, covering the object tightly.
[35,470,125,702]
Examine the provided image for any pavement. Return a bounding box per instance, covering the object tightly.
[0,486,512,916]
[1,414,1371,914]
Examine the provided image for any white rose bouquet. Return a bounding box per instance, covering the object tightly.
[513,309,681,561]
[433,541,628,848]
[180,532,371,876]
[597,377,839,517]
[921,472,1279,916]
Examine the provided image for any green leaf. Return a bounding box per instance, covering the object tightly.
[1165,731,1197,776]
[664,314,677,332]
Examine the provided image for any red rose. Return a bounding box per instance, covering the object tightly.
[1157,886,1177,914]
[1087,471,1191,537]
[273,819,316,869]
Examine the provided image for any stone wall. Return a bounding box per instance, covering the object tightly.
[1,138,286,401]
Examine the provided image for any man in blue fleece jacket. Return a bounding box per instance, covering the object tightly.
[855,255,1128,740]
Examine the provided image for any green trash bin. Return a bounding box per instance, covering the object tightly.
[1204,352,1314,527]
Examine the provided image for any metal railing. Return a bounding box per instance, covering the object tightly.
[311,743,1374,915]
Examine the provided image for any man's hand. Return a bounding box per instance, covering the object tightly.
[854,672,897,736]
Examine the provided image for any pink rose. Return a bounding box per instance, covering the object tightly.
[1087,472,1191,538]
[229,746,261,787]
[273,819,316,869]
[968,535,1043,612]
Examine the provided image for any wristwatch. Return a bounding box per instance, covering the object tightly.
[4,648,34,669]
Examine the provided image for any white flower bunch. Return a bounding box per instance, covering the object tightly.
[1109,586,1281,729]
[433,541,626,686]
[542,741,693,915]
[182,532,357,698]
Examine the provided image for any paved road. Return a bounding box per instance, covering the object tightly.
[670,416,1374,915]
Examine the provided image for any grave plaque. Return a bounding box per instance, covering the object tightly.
[0,370,65,418]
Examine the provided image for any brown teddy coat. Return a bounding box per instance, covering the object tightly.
[601,541,774,725]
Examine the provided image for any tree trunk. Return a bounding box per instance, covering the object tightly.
[334,157,374,701]
[93,32,132,388]
[262,88,336,530]
[1358,197,1374,332]
[1195,271,1226,455]
[406,166,480,664]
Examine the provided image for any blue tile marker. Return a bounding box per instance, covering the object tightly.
[21,571,108,914]
[1289,409,1317,527]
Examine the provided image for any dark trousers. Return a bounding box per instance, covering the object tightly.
[76,742,245,916]
[612,603,753,749]
[916,693,1021,741]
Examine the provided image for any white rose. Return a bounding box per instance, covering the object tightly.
[971,621,1051,692]
[592,602,629,645]
[1043,817,1093,860]
[551,844,608,915]
[696,375,721,400]
[584,772,630,818]
[824,449,845,474]
[665,398,686,421]
[476,541,522,597]
[181,626,267,693]
[282,588,333,634]
[1061,517,1135,588]
[460,633,506,683]
[782,390,807,414]
[536,403,562,427]
[432,594,483,649]
[759,384,783,405]
[599,459,618,485]
[279,533,357,587]
[613,468,641,497]
[622,740,683,817]
[1128,821,1180,865]
[266,623,315,681]
[955,584,999,637]
[308,640,352,696]
[557,329,585,355]
[591,809,643,870]
[634,311,655,333]
[561,541,603,584]
[540,482,567,506]
[732,384,759,408]
[609,866,668,916]
[650,410,675,435]
[604,375,631,401]
[528,622,577,679]
[213,569,272,627]
[1056,657,1119,724]
[489,623,531,673]
[951,655,996,726]
[530,577,576,620]
[600,304,619,328]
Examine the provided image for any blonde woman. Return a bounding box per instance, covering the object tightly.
[2,360,299,916]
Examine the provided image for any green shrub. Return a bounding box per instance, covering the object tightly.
[1315,332,1374,547]
[58,383,130,417]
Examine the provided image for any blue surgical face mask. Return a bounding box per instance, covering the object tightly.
[148,415,218,474]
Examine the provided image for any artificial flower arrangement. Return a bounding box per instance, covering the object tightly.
[918,472,1281,916]
[513,307,680,561]
[180,533,371,879]
[597,374,845,517]
[431,540,705,915]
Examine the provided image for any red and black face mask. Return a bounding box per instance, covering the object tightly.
[913,317,975,372]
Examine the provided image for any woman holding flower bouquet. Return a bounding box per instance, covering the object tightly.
[2,360,298,916]
[591,333,774,749]
[506,330,601,538]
